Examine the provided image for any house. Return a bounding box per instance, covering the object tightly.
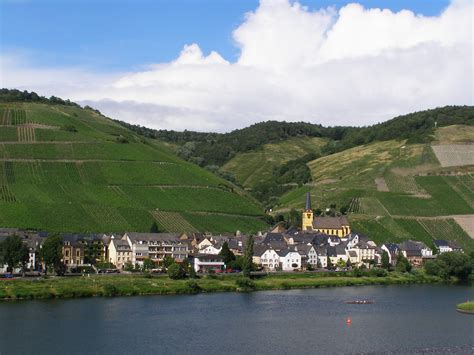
[124,233,189,266]
[411,241,433,257]
[398,241,423,267]
[108,238,132,269]
[192,254,225,273]
[252,244,268,266]
[434,240,452,253]
[259,247,281,271]
[347,250,358,265]
[381,243,399,265]
[294,244,318,268]
[262,232,287,251]
[434,240,463,254]
[199,243,222,255]
[62,235,85,267]
[278,248,302,271]
[315,246,328,268]
[349,241,376,267]
[327,245,348,266]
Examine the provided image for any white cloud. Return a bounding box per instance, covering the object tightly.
[1,0,472,132]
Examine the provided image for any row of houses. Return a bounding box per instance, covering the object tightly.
[0,227,464,273]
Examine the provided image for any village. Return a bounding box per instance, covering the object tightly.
[0,193,464,275]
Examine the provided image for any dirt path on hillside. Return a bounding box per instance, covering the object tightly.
[374,177,389,192]
[0,158,176,164]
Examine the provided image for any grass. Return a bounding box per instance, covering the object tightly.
[222,137,327,187]
[0,103,267,233]
[456,301,474,313]
[0,272,442,301]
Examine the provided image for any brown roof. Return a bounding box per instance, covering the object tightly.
[312,216,349,229]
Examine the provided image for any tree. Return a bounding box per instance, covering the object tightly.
[168,263,186,279]
[84,242,101,265]
[381,251,390,270]
[288,209,301,229]
[327,257,333,270]
[162,255,175,270]
[142,258,156,271]
[336,258,346,269]
[0,236,29,273]
[434,252,472,281]
[242,235,254,277]
[150,222,160,233]
[306,263,314,271]
[40,235,65,275]
[219,242,235,264]
[395,252,412,273]
[123,262,134,272]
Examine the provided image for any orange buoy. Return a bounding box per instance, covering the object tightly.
[346,317,352,324]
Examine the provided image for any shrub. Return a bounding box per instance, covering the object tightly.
[103,284,119,297]
[236,277,255,291]
[61,124,77,132]
[186,280,201,293]
[168,263,186,280]
[369,268,388,277]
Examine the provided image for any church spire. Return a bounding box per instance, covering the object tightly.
[305,191,311,211]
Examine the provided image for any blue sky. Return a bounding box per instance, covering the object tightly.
[1,0,470,132]
[2,0,451,71]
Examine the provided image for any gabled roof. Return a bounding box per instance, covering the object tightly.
[313,216,349,229]
[263,233,285,243]
[383,243,399,253]
[125,232,182,244]
[277,248,300,257]
[253,244,270,257]
[112,239,131,251]
[434,240,449,247]
[327,245,346,257]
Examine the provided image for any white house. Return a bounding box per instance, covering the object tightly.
[200,244,222,255]
[260,248,281,271]
[278,249,302,271]
[294,244,318,268]
[193,254,225,273]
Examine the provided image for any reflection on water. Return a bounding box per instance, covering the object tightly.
[0,284,473,354]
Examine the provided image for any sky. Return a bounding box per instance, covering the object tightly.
[1,0,472,132]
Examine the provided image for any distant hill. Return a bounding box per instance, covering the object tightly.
[117,104,474,252]
[277,125,474,252]
[0,89,268,234]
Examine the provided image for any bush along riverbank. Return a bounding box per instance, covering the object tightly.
[0,270,447,301]
[456,301,474,314]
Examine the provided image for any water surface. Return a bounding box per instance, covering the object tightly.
[0,284,473,354]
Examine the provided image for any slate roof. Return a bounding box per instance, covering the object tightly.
[434,240,449,247]
[253,244,270,257]
[112,239,131,251]
[312,216,349,229]
[327,245,346,257]
[383,243,399,253]
[125,233,182,244]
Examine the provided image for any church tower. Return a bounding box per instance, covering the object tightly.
[302,192,314,231]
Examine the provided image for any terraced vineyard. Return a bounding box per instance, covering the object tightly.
[221,137,327,187]
[0,102,267,233]
[276,130,474,250]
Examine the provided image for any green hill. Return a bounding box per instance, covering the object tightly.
[0,99,268,234]
[276,126,474,252]
[221,137,328,188]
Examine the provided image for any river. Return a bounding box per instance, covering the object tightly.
[0,284,473,354]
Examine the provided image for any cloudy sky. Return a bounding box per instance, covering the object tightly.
[1,0,472,132]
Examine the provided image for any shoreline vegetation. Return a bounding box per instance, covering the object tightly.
[0,271,452,301]
[456,301,474,314]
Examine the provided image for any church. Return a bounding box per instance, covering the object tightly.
[301,192,351,237]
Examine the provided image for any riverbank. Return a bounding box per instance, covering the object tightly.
[456,301,474,314]
[0,271,444,301]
